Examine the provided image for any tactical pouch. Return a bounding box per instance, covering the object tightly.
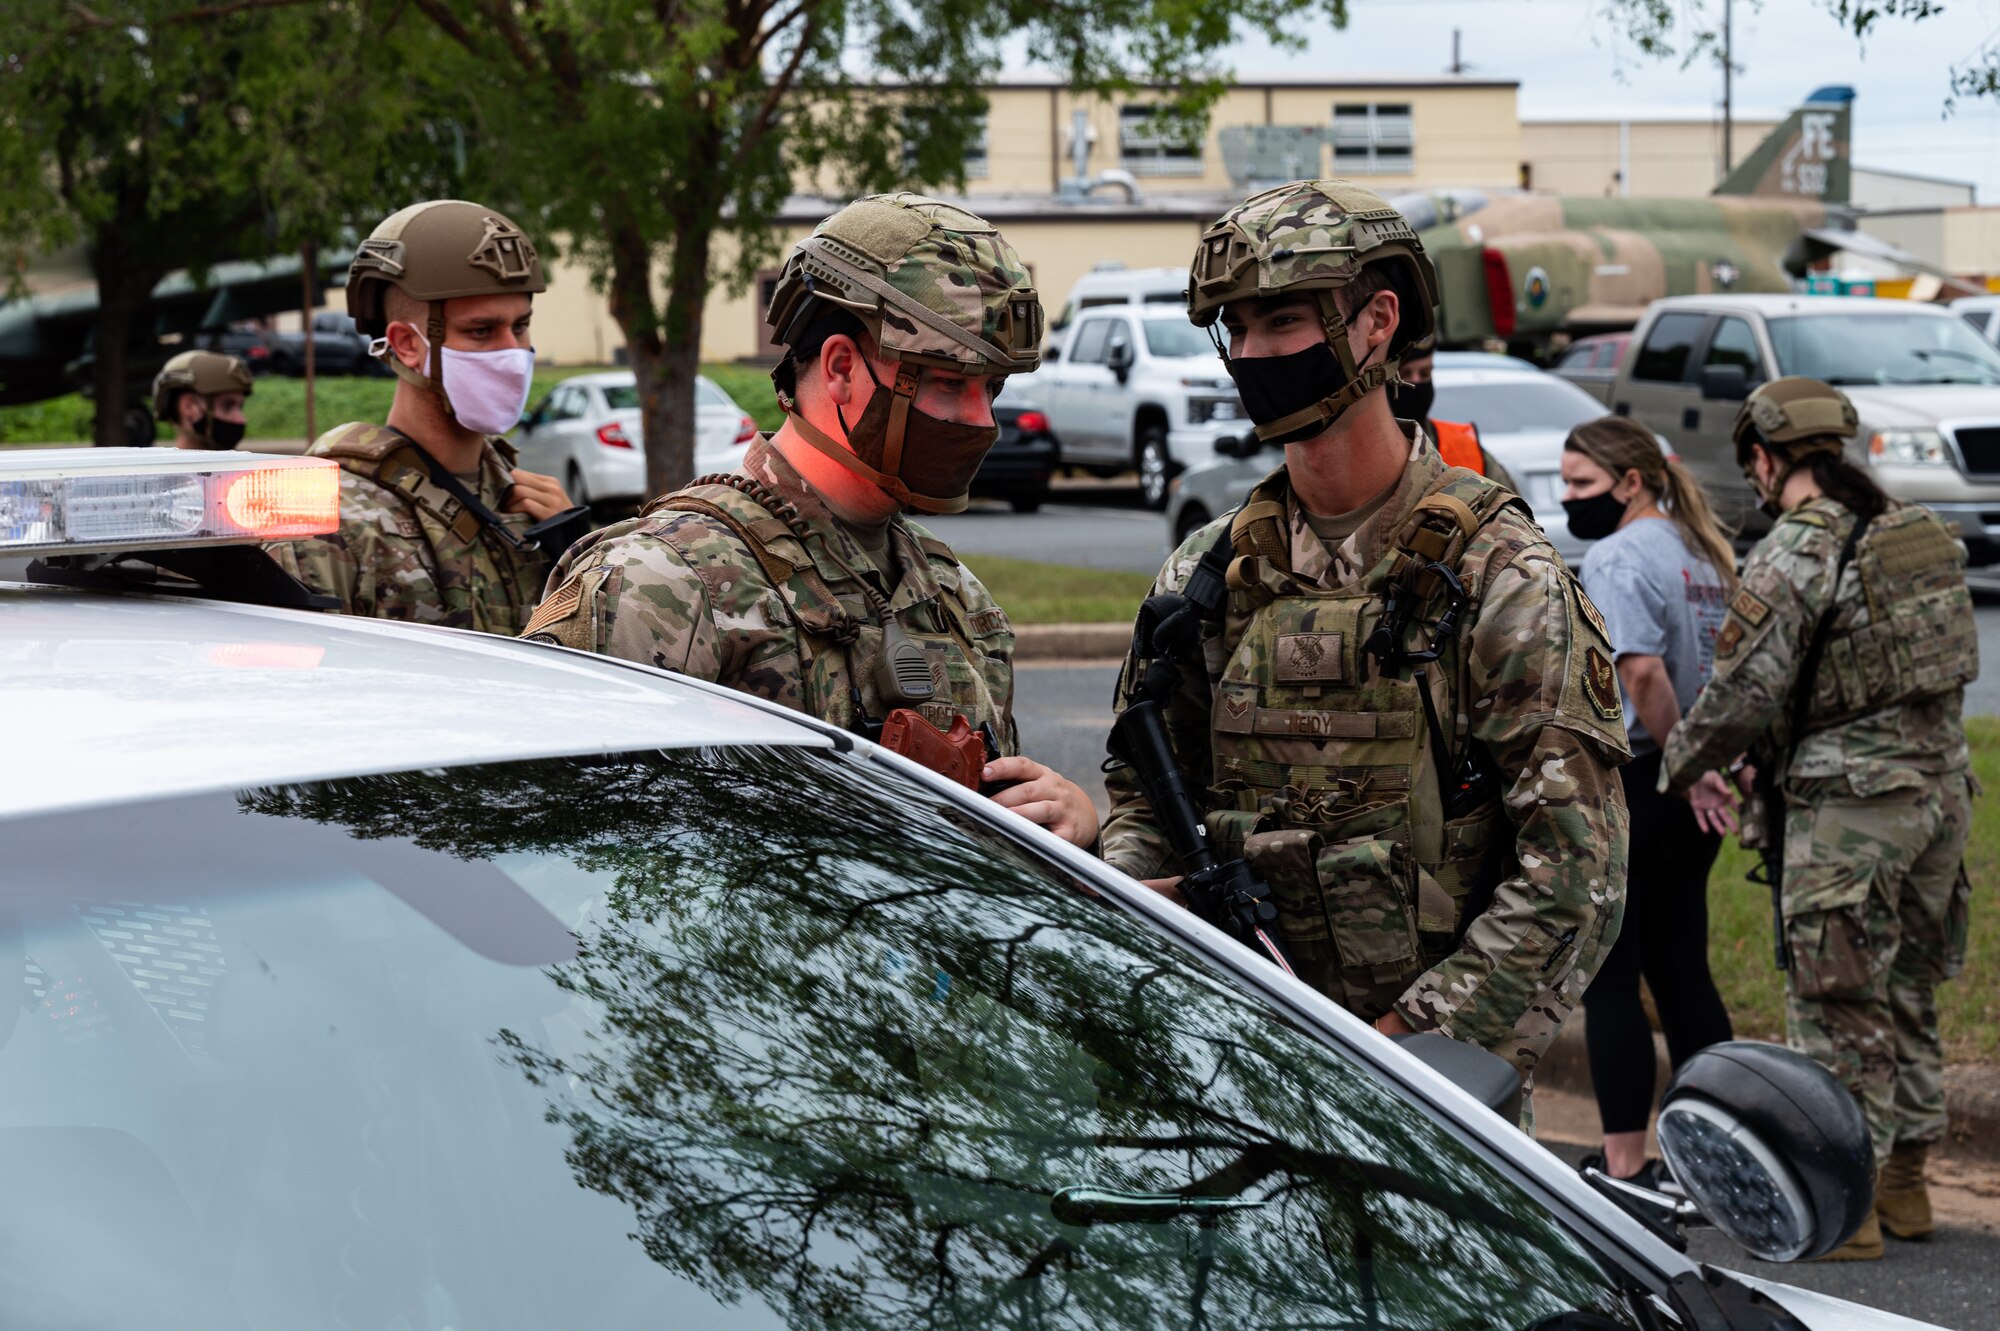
[1314,834,1422,977]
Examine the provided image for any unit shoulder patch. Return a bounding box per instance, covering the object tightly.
[1715,618,1746,659]
[1730,588,1772,627]
[1582,645,1622,721]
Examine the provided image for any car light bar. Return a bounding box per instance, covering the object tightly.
[0,448,341,556]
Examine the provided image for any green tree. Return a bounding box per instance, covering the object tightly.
[0,1,452,444]
[404,0,1353,499]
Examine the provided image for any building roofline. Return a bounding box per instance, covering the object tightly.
[876,71,1519,91]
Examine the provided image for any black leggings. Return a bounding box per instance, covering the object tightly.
[1582,749,1734,1135]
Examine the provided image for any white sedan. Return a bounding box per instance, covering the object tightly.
[512,370,760,506]
[0,449,1925,1330]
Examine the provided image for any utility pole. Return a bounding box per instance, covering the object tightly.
[1450,29,1464,76]
[1721,0,1734,177]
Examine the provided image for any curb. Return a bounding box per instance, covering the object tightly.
[1013,622,1130,661]
[1537,1013,2000,1161]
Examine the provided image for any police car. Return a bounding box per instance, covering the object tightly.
[0,450,1936,1329]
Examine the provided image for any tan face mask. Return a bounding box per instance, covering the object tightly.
[788,362,997,515]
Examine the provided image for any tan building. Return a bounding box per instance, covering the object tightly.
[1518,109,1781,199]
[522,73,1527,366]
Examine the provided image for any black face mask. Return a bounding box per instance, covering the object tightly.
[1224,340,1382,449]
[1387,376,1435,423]
[195,412,246,450]
[1561,490,1627,541]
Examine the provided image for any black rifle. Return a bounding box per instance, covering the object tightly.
[1747,516,1866,971]
[1108,538,1296,977]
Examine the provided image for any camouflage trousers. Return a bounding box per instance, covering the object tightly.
[1781,773,1973,1172]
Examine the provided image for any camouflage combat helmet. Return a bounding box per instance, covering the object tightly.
[1732,376,1858,458]
[1187,180,1439,443]
[764,193,1042,381]
[1188,180,1438,349]
[152,350,253,421]
[346,200,545,392]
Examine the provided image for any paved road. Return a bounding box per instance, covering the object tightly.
[927,484,1174,576]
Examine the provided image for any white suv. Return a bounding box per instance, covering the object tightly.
[1030,306,1245,508]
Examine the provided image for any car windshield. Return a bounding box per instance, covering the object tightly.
[0,747,1640,1330]
[1144,318,1215,358]
[1432,377,1606,434]
[1769,312,2000,386]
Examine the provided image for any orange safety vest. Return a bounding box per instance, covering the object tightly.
[1433,419,1485,475]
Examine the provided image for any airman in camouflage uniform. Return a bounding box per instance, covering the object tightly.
[1102,181,1630,1097]
[153,350,253,451]
[1663,377,1977,1259]
[272,200,577,634]
[526,194,1099,848]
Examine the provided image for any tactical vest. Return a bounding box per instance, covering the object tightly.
[1800,502,1978,728]
[1200,468,1524,1018]
[642,475,1017,745]
[313,423,540,632]
[1432,419,1484,475]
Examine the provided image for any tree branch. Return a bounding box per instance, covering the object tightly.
[732,7,819,173]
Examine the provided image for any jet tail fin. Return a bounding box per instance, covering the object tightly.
[1713,88,1851,204]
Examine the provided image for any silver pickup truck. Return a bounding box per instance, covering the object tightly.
[1587,294,2000,563]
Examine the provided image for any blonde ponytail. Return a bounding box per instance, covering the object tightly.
[1564,416,1737,584]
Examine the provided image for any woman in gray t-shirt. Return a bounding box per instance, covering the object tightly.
[1560,416,1741,1189]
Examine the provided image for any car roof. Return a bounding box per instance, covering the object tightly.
[1432,365,1555,386]
[1646,294,1949,317]
[1950,294,2000,310]
[1067,266,1185,297]
[0,583,827,820]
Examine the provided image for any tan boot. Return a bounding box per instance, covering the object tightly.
[1815,1210,1884,1262]
[1876,1144,1935,1240]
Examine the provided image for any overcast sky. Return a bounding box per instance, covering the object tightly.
[1050,0,2000,201]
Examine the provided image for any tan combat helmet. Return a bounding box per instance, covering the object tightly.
[346,200,545,394]
[153,351,253,445]
[1188,179,1438,418]
[764,192,1042,383]
[1732,376,1858,458]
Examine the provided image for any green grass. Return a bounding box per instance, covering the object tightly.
[702,362,785,432]
[957,554,1155,626]
[0,362,785,444]
[1703,715,2000,1060]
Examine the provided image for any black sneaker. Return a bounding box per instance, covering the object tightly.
[1579,1154,1682,1196]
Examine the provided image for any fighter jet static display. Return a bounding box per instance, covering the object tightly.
[0,246,347,445]
[1416,87,1925,350]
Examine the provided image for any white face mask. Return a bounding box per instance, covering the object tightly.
[384,322,536,437]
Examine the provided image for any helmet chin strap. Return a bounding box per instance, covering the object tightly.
[374,300,461,422]
[1250,334,1399,446]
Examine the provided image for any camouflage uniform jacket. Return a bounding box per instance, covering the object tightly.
[1662,496,1974,797]
[271,422,548,634]
[1101,431,1631,1074]
[524,440,1020,750]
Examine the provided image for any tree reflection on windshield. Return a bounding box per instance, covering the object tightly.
[250,748,1636,1330]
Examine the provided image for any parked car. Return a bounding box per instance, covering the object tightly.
[1593,294,2000,559]
[1024,307,1245,510]
[973,385,1059,512]
[194,322,278,375]
[513,370,759,507]
[1949,292,2000,343]
[1551,332,1631,399]
[0,444,1924,1331]
[268,311,382,378]
[1166,357,1609,566]
[1044,264,1187,357]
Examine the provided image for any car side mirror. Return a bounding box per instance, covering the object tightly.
[1212,432,1264,459]
[1653,1042,1874,1261]
[1700,364,1750,401]
[1107,340,1134,380]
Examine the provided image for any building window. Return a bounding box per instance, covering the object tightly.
[1331,103,1414,175]
[1119,105,1202,176]
[963,117,989,180]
